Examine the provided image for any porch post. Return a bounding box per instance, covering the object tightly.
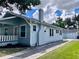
[1,24,4,35]
[0,24,4,42]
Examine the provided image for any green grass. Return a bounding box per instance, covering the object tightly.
[38,41,79,59]
[0,48,26,57]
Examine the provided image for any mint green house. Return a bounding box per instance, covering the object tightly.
[0,9,63,47]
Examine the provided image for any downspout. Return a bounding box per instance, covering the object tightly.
[36,9,43,46]
[36,22,41,46]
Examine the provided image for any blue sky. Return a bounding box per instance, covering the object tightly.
[25,9,37,18]
[25,9,63,17]
[74,8,79,13]
[24,0,79,23]
[25,8,79,18]
[25,0,79,18]
[55,10,62,16]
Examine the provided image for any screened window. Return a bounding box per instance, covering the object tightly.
[33,25,36,31]
[56,30,59,33]
[5,28,8,35]
[21,26,25,37]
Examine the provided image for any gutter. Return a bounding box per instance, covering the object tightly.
[0,16,16,21]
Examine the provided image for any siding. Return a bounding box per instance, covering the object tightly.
[39,25,63,45]
[18,24,30,46]
[63,32,78,39]
[30,24,63,46]
[30,24,39,46]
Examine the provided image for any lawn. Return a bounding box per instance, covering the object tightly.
[0,44,27,57]
[38,41,79,59]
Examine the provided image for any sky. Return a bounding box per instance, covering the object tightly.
[25,0,79,23]
[0,0,79,24]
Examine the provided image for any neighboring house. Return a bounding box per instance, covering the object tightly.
[63,29,78,39]
[0,9,63,46]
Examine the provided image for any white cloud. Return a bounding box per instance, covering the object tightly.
[0,0,79,24]
[33,10,39,20]
[43,6,58,23]
[34,0,79,23]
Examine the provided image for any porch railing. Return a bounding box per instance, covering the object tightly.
[0,35,18,42]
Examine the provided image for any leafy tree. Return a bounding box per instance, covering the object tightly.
[53,17,65,28]
[72,14,79,29]
[53,17,77,29]
[64,18,76,29]
[0,0,40,13]
[65,18,72,27]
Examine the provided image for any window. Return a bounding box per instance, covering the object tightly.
[52,29,54,36]
[15,27,18,35]
[56,30,59,33]
[60,30,62,35]
[50,29,54,36]
[21,26,25,37]
[33,25,36,31]
[50,29,52,36]
[44,30,46,32]
[5,28,8,35]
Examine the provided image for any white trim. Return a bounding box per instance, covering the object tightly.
[19,24,27,38]
[0,16,16,21]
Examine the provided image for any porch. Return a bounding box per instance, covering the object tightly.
[0,35,18,46]
[0,35,18,42]
[0,13,30,46]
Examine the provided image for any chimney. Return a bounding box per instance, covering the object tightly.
[39,9,44,22]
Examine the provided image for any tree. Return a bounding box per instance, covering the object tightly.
[53,17,77,29]
[53,17,65,28]
[0,0,40,13]
[65,17,76,29]
[72,14,79,29]
[65,18,72,27]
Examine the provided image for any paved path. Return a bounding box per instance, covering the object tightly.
[0,41,70,59]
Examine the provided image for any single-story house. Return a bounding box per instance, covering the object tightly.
[0,9,64,46]
[63,29,78,39]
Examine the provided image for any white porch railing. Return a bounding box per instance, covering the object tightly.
[0,35,18,42]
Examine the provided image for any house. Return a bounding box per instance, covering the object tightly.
[0,9,64,47]
[63,29,78,39]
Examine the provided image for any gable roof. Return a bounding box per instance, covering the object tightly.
[0,11,63,30]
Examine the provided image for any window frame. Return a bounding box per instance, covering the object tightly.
[33,25,36,31]
[20,24,26,38]
[49,28,54,36]
[50,29,52,36]
[56,30,59,33]
[4,27,8,35]
[60,30,62,35]
[52,29,54,36]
